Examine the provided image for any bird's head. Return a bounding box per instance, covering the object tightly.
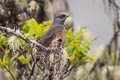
[53,12,69,26]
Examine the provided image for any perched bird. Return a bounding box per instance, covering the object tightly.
[28,13,69,79]
[36,12,70,68]
[39,12,69,48]
[37,12,70,80]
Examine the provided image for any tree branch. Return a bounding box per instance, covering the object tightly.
[110,0,120,9]
[0,26,56,52]
[63,65,75,78]
[5,67,16,80]
[61,59,70,76]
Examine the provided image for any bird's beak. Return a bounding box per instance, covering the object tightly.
[65,13,70,18]
[64,13,72,25]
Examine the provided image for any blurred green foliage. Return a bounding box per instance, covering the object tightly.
[0,32,7,49]
[0,18,94,78]
[0,50,10,67]
[21,18,52,40]
[65,28,94,66]
[21,18,94,66]
[18,55,32,64]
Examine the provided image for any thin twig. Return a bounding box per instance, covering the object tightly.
[110,0,120,9]
[36,63,44,71]
[63,65,75,78]
[27,63,36,80]
[27,52,37,80]
[5,67,16,80]
[62,59,70,75]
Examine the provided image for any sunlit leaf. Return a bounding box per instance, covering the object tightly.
[18,55,31,64]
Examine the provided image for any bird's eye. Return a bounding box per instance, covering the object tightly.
[56,14,66,18]
[60,15,66,18]
[55,14,67,19]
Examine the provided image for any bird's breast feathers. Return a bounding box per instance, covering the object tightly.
[49,26,65,48]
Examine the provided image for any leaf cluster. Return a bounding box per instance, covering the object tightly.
[0,18,94,79]
[65,28,94,66]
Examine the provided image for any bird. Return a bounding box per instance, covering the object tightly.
[36,12,69,68]
[38,12,70,80]
[29,13,69,78]
[39,12,69,48]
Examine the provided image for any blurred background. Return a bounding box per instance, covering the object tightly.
[0,0,120,80]
[68,0,114,52]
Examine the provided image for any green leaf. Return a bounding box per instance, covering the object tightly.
[0,32,7,48]
[21,18,52,40]
[65,27,94,66]
[10,52,19,63]
[0,50,10,67]
[18,55,31,64]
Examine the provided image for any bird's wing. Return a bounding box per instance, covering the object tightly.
[39,25,65,48]
[39,25,56,47]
